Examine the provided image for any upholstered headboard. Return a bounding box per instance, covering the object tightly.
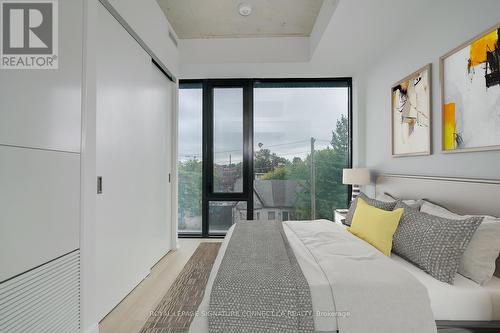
[375,174,500,278]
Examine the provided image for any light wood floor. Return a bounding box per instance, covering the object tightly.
[99,238,222,333]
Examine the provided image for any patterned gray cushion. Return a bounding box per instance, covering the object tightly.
[345,192,398,226]
[393,202,483,284]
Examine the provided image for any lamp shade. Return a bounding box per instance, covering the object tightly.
[342,168,370,185]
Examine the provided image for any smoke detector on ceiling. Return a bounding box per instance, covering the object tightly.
[238,3,252,16]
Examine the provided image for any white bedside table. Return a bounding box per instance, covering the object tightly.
[334,209,349,226]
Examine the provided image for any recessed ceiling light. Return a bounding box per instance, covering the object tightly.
[238,3,252,16]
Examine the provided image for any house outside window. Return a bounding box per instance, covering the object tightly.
[268,211,275,220]
[282,211,289,221]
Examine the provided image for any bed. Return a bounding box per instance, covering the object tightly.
[391,254,500,321]
[375,174,500,331]
[189,174,500,332]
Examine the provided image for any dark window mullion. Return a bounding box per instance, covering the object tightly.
[207,194,249,201]
[245,80,254,220]
[202,80,211,237]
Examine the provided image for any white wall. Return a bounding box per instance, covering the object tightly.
[0,2,83,152]
[308,0,338,58]
[0,1,84,332]
[360,0,500,180]
[180,37,310,64]
[0,147,80,281]
[0,0,83,284]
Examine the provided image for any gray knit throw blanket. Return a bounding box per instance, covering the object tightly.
[208,221,314,333]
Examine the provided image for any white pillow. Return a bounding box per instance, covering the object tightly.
[420,200,500,285]
[375,193,397,202]
[376,192,423,209]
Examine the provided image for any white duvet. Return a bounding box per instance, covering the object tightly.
[190,220,437,333]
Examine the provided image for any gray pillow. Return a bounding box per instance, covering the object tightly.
[393,202,483,284]
[345,192,397,226]
[420,200,500,285]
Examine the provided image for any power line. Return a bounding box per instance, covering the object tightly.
[181,139,324,157]
[258,139,311,148]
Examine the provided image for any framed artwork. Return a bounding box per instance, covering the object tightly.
[441,23,500,153]
[391,64,432,157]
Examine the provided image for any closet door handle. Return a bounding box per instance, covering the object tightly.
[97,176,103,194]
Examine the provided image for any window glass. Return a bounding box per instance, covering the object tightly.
[178,85,202,234]
[209,201,247,234]
[254,86,350,221]
[213,88,244,193]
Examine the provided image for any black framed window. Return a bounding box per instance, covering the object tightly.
[178,78,352,237]
[203,80,254,237]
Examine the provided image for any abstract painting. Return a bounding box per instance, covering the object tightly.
[441,24,500,152]
[391,64,431,156]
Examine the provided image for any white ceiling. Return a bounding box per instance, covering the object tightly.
[157,0,324,39]
[178,0,435,77]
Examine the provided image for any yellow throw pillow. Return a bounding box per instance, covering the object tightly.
[347,197,404,256]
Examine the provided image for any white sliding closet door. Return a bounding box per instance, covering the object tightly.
[96,3,172,320]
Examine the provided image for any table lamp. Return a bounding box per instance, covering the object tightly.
[343,168,370,202]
